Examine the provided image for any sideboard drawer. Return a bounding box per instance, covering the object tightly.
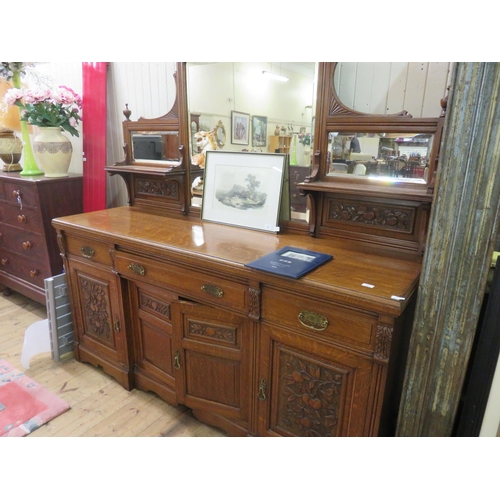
[115,252,249,315]
[261,287,376,350]
[65,235,114,266]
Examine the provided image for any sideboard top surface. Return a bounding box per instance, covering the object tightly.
[52,207,422,316]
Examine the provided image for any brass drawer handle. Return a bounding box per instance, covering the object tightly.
[201,284,224,298]
[22,241,32,250]
[128,262,146,276]
[298,310,329,331]
[173,350,181,370]
[80,246,95,259]
[18,215,27,223]
[30,269,39,277]
[1,258,8,266]
[258,378,267,401]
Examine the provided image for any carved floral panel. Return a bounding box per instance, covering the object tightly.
[327,199,415,233]
[79,275,114,347]
[276,348,347,437]
[139,291,170,319]
[188,320,237,345]
[136,178,179,199]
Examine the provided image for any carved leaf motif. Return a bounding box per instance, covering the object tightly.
[277,351,344,437]
[375,325,393,360]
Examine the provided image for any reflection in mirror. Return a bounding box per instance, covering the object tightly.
[327,132,432,184]
[131,131,180,162]
[186,62,317,226]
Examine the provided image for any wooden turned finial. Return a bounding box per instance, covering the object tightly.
[123,104,132,121]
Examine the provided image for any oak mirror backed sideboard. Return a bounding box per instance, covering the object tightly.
[52,61,451,436]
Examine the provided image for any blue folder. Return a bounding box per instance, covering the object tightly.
[245,246,333,279]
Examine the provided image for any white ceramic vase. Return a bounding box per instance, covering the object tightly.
[33,127,72,177]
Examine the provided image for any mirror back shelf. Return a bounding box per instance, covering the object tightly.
[301,62,448,254]
[105,63,192,215]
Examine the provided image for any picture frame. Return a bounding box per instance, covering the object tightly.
[201,151,286,233]
[231,110,250,145]
[252,115,267,147]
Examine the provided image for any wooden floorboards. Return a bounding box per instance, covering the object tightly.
[0,285,226,437]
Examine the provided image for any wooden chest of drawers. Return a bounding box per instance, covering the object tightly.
[0,172,83,304]
[53,207,421,436]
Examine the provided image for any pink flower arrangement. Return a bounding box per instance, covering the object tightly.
[4,85,82,137]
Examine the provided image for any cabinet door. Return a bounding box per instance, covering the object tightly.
[128,280,178,404]
[172,301,254,426]
[257,324,377,437]
[66,258,132,389]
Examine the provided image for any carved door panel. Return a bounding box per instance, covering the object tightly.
[172,301,254,427]
[257,324,376,437]
[66,258,132,389]
[128,280,179,404]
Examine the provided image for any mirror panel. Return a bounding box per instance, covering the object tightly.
[327,131,432,184]
[131,131,180,162]
[186,62,317,226]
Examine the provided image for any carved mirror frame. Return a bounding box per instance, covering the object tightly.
[301,62,447,253]
[106,63,192,214]
[307,62,446,193]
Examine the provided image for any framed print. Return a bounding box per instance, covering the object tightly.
[202,151,286,233]
[252,115,267,147]
[231,111,250,145]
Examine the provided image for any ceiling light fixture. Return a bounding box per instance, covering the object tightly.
[262,71,288,82]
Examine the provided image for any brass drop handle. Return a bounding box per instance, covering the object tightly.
[258,378,267,401]
[114,318,120,332]
[22,241,32,250]
[173,350,181,370]
[298,310,329,331]
[1,258,8,266]
[18,215,27,223]
[128,262,146,276]
[80,246,95,259]
[30,270,39,277]
[201,284,224,298]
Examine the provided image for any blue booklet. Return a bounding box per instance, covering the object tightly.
[245,246,333,279]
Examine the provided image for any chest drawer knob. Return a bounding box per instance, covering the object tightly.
[30,269,39,277]
[80,246,95,259]
[1,258,8,266]
[128,262,146,276]
[18,215,27,223]
[201,284,224,298]
[298,310,329,331]
[22,241,32,250]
